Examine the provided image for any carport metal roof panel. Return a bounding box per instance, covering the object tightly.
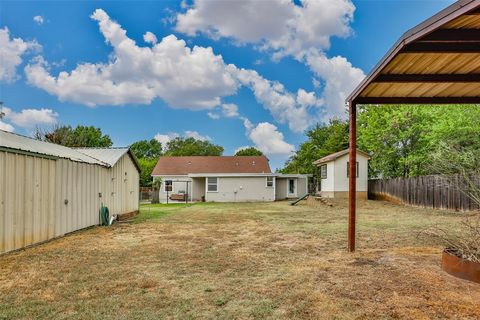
[347,0,480,104]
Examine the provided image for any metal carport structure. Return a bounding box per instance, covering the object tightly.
[346,0,480,252]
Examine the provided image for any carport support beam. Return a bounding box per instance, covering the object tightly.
[348,101,357,252]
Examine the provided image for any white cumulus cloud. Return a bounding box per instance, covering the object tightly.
[221,103,239,118]
[25,9,238,109]
[305,51,365,119]
[233,67,320,132]
[184,130,211,141]
[207,103,239,119]
[0,121,14,132]
[176,0,355,58]
[2,107,58,129]
[154,130,211,150]
[154,132,179,150]
[25,9,318,132]
[33,15,44,25]
[143,31,157,44]
[244,121,294,157]
[175,0,365,121]
[0,27,40,83]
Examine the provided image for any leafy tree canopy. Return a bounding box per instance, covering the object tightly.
[164,137,224,156]
[138,157,158,187]
[280,119,348,174]
[129,139,163,187]
[280,105,480,179]
[35,125,112,148]
[357,104,480,178]
[130,139,162,159]
[234,147,263,156]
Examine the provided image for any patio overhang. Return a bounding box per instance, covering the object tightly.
[347,0,480,106]
[345,0,480,252]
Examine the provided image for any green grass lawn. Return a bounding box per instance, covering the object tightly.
[0,200,479,319]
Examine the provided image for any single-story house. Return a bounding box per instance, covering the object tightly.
[151,156,310,202]
[0,130,140,255]
[313,149,370,199]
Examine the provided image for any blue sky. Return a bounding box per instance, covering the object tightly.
[0,0,453,169]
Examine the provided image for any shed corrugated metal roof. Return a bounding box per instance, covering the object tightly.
[75,148,128,167]
[76,147,141,172]
[0,130,105,165]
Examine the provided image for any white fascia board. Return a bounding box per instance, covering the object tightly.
[275,174,312,178]
[188,173,274,178]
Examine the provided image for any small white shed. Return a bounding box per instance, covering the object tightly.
[313,149,370,199]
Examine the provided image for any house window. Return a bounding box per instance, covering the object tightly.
[164,180,172,192]
[320,165,327,179]
[266,176,274,187]
[347,162,359,178]
[207,177,218,192]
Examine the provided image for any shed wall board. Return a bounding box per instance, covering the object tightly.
[0,151,139,255]
[205,176,275,202]
[332,154,368,192]
[320,162,335,192]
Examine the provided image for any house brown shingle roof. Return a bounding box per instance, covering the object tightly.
[152,156,271,176]
[313,149,370,166]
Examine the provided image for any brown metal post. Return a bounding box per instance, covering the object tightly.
[348,101,357,252]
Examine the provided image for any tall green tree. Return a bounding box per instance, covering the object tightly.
[35,124,112,147]
[235,147,263,156]
[357,104,480,178]
[357,105,434,178]
[130,139,163,187]
[281,119,349,174]
[280,105,480,178]
[130,139,162,159]
[164,137,224,156]
[137,157,158,187]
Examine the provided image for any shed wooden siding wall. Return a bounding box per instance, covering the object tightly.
[368,175,480,212]
[0,151,139,254]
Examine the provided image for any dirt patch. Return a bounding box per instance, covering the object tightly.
[0,201,479,319]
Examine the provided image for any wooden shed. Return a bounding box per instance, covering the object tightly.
[0,130,140,254]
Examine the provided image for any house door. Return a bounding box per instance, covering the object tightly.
[287,179,297,198]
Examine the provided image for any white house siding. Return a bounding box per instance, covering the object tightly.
[275,177,308,200]
[0,151,139,255]
[205,176,275,202]
[275,178,287,200]
[156,176,192,202]
[191,177,206,201]
[297,177,308,196]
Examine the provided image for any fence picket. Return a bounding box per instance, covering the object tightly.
[368,174,480,212]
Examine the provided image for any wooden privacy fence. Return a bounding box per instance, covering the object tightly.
[368,175,480,211]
